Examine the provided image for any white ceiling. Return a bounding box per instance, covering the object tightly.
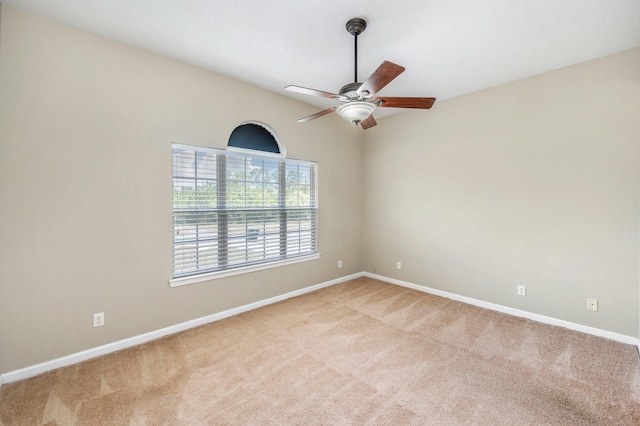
[5,0,640,119]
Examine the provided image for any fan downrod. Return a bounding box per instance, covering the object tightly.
[346,18,367,85]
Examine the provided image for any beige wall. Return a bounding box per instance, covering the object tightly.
[0,5,363,373]
[364,47,640,337]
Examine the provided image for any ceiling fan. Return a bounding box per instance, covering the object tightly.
[284,18,436,130]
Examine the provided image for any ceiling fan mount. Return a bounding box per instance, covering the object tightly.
[284,17,436,129]
[345,17,367,37]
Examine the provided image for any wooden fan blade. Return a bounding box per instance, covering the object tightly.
[360,114,377,130]
[375,97,436,109]
[284,85,343,100]
[357,61,405,96]
[297,106,338,123]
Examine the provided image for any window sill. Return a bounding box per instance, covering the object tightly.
[169,253,321,287]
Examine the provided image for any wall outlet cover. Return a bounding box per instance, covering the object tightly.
[93,312,104,327]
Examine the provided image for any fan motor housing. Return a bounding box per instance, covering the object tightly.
[339,82,361,98]
[339,82,371,99]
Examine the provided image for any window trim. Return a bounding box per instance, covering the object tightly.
[170,142,319,286]
[226,146,283,158]
[169,252,321,287]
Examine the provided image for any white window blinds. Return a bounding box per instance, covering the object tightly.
[172,144,317,279]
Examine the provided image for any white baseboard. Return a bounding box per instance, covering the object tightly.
[3,270,637,385]
[364,272,640,347]
[0,272,364,385]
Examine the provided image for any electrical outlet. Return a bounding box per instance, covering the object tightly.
[587,298,598,312]
[93,312,104,327]
[517,285,526,296]
[338,260,343,268]
[396,262,401,270]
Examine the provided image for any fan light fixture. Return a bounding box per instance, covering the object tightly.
[336,101,375,124]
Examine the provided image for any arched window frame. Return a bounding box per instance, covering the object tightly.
[170,122,318,287]
[226,121,287,159]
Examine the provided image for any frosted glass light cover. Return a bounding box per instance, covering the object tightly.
[336,102,375,124]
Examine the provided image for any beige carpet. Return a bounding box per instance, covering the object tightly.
[1,277,639,425]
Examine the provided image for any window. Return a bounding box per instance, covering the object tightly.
[170,142,318,285]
